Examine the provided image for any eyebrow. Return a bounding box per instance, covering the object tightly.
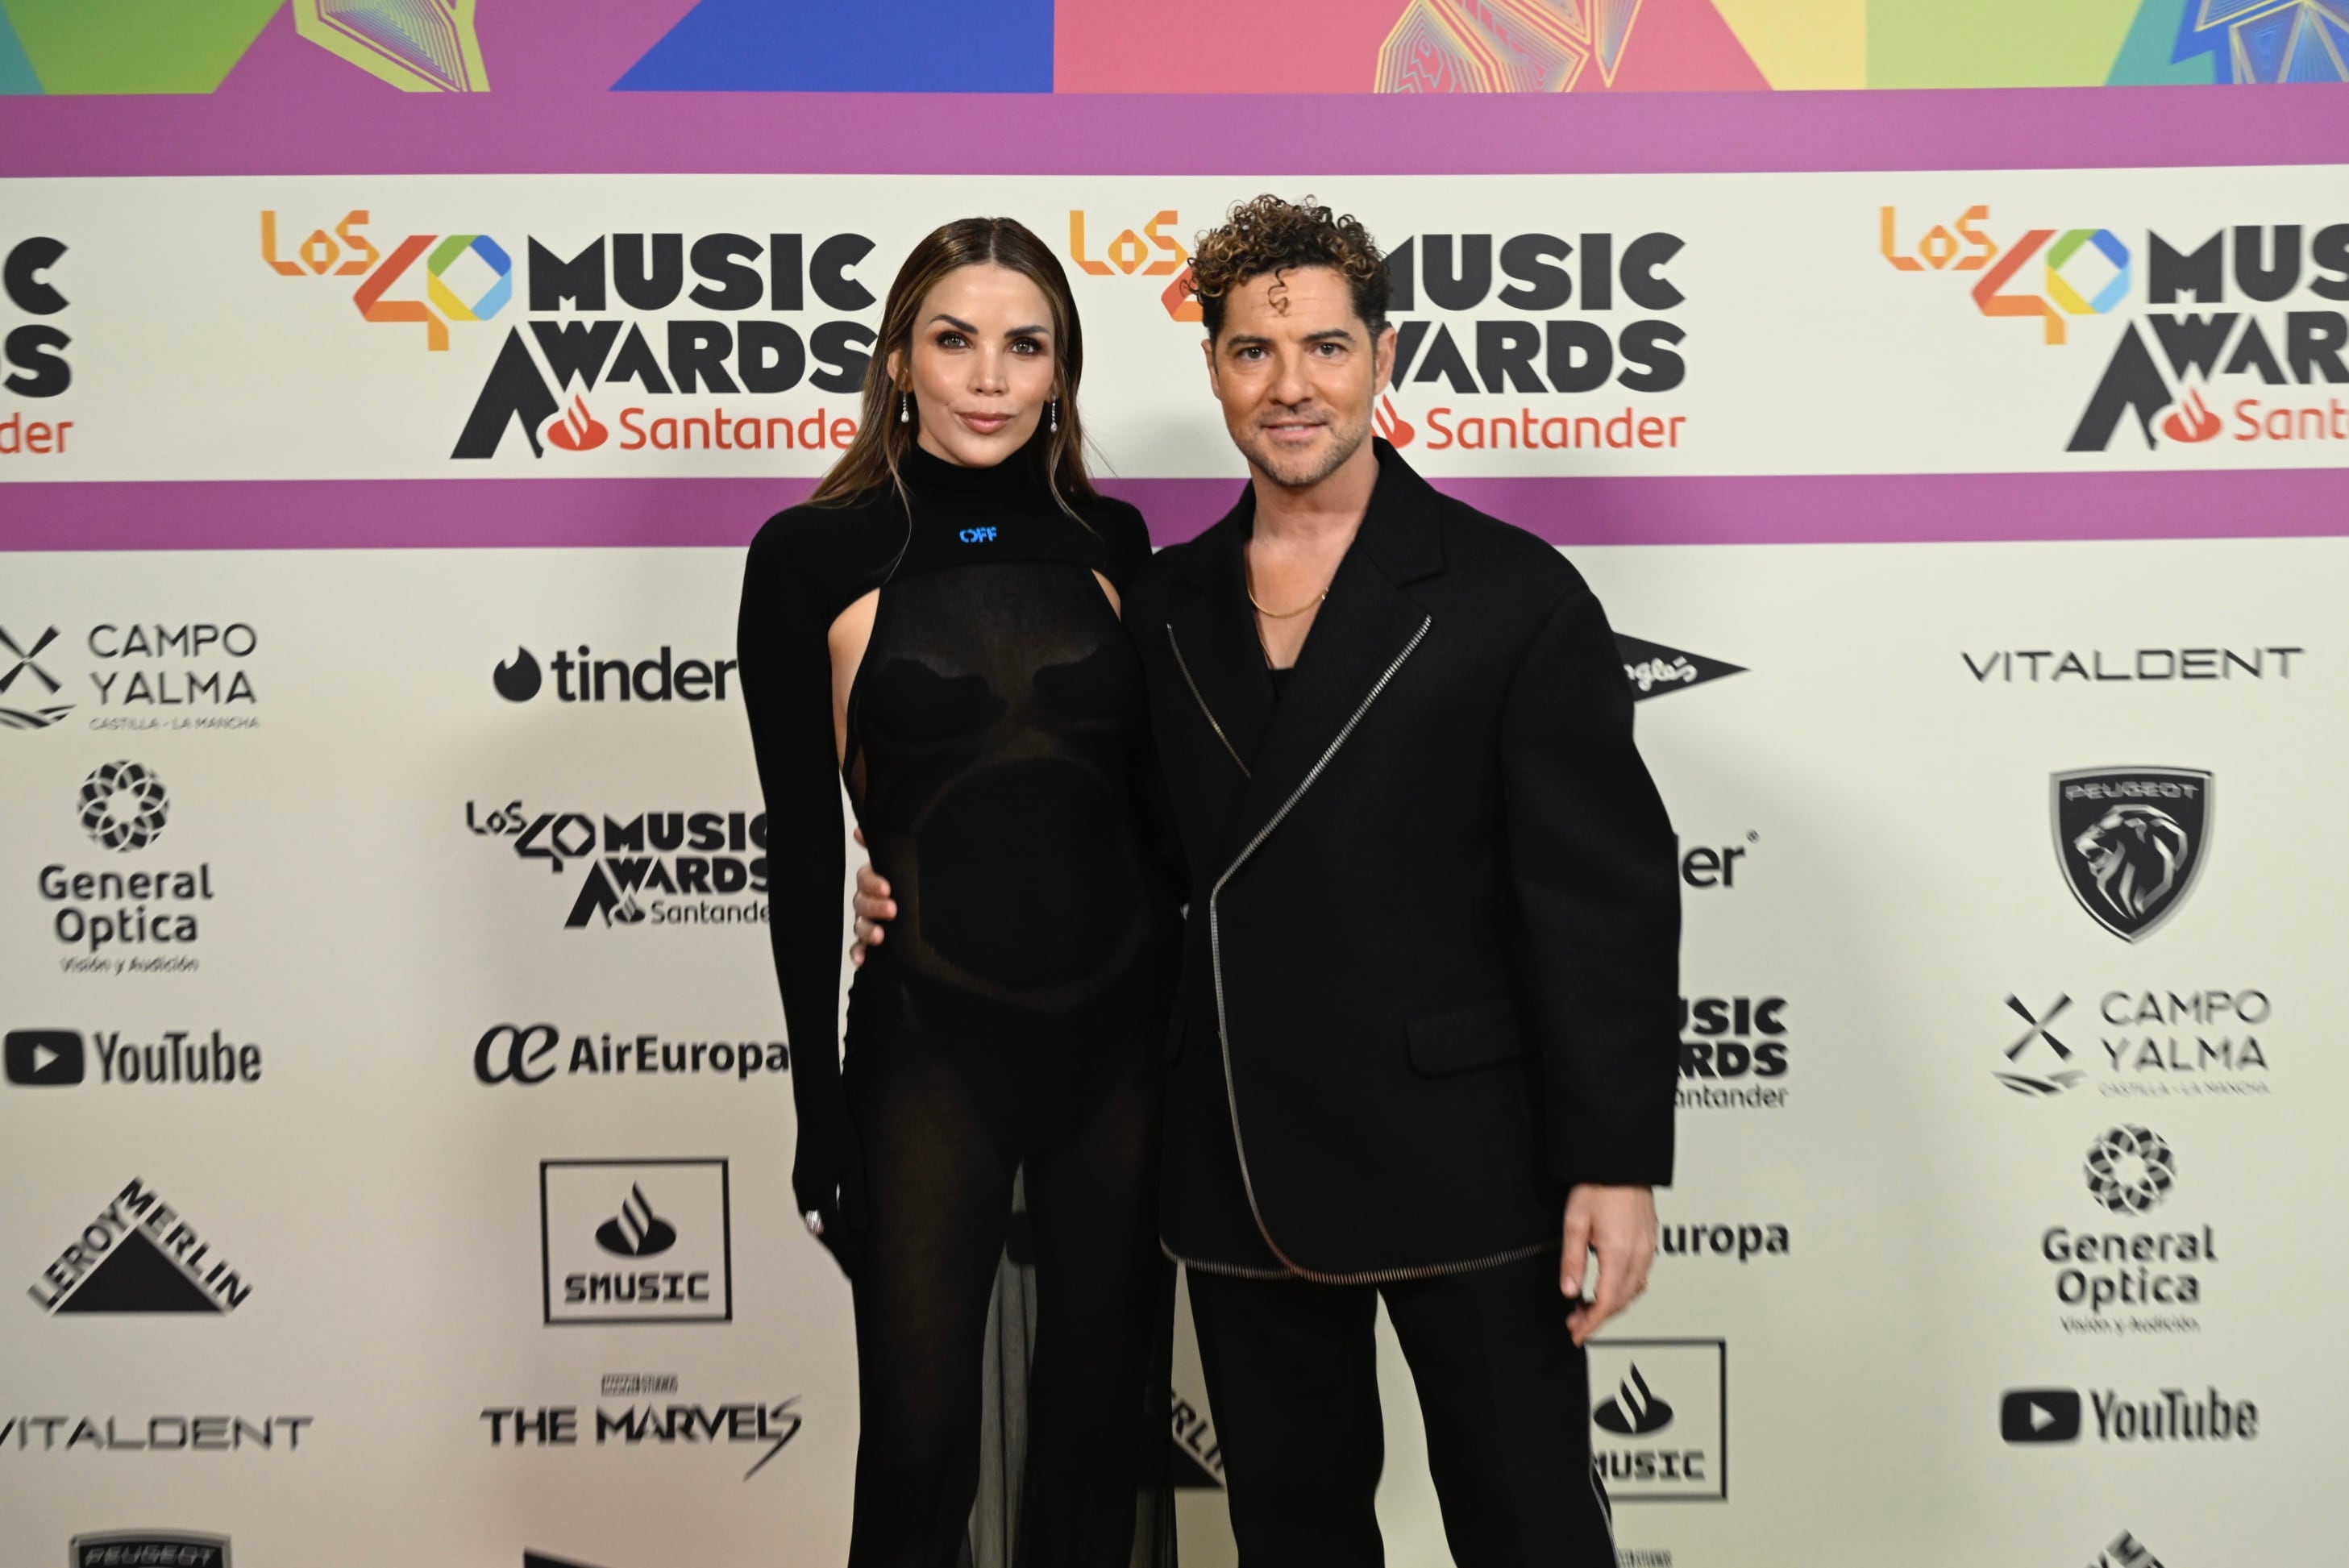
[929,313,1051,338]
[1223,327,1357,348]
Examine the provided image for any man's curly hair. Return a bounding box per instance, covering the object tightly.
[1190,194,1391,342]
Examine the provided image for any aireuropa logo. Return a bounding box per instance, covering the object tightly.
[1617,634,1744,703]
[492,645,738,705]
[1369,227,1689,458]
[1881,205,2349,452]
[27,1178,250,1315]
[474,1023,788,1087]
[2052,767,2211,942]
[72,1531,231,1566]
[1587,1339,1725,1502]
[466,798,770,929]
[540,1158,731,1325]
[0,624,71,729]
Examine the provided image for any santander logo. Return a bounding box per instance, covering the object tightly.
[1374,394,1416,448]
[2159,389,2221,445]
[543,396,610,452]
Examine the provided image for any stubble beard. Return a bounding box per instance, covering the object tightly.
[1241,401,1374,491]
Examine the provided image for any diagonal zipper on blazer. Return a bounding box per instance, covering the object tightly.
[1199,612,1563,1287]
[1166,622,1249,778]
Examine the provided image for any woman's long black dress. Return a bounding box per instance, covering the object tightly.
[738,439,1181,1568]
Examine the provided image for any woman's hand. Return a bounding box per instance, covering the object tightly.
[849,828,896,969]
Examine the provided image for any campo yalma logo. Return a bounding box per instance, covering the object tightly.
[0,623,71,729]
[1994,992,2085,1096]
[2084,1125,2175,1215]
[78,759,168,851]
[2052,767,2210,942]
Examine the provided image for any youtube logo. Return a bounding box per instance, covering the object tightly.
[2001,1387,2081,1444]
[5,1029,85,1086]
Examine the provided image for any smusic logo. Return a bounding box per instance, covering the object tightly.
[72,1531,231,1566]
[2052,767,2210,942]
[540,1158,731,1325]
[1586,1338,1726,1501]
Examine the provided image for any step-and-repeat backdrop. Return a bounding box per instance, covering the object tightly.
[5,6,2347,1566]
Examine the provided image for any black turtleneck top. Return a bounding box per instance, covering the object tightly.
[737,443,1173,1212]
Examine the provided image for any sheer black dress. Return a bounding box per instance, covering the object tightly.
[738,440,1181,1568]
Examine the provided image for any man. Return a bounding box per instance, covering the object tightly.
[855,195,1680,1564]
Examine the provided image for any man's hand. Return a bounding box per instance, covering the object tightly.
[1561,1183,1657,1347]
[849,830,894,969]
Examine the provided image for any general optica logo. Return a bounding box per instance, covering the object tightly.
[1881,205,2349,452]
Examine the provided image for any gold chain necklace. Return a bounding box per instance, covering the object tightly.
[1245,558,1330,620]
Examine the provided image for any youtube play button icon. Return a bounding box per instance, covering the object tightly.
[5,1029,85,1086]
[2001,1387,2082,1444]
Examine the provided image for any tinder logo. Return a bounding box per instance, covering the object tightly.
[2159,389,2220,444]
[544,396,609,452]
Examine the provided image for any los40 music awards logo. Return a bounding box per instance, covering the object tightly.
[466,796,768,930]
[1881,204,2349,452]
[261,209,876,461]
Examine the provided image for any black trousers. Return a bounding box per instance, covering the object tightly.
[1187,1252,1616,1567]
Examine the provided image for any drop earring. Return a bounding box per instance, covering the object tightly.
[899,391,911,425]
[1048,397,1059,435]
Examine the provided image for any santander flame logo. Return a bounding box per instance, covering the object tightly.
[594,1183,678,1257]
[544,395,610,452]
[2159,388,2221,444]
[1374,394,1416,449]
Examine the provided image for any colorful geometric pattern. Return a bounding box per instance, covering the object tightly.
[617,0,1054,92]
[1,0,2343,93]
[293,0,488,92]
[1375,0,1648,93]
[2172,0,2349,81]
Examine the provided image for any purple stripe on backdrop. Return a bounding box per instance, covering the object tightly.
[4,468,2341,551]
[1,85,2343,180]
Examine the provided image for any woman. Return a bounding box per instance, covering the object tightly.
[736,218,1180,1568]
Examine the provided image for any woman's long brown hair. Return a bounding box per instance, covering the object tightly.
[809,216,1099,514]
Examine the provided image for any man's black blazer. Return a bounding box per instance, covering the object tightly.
[1128,439,1680,1283]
